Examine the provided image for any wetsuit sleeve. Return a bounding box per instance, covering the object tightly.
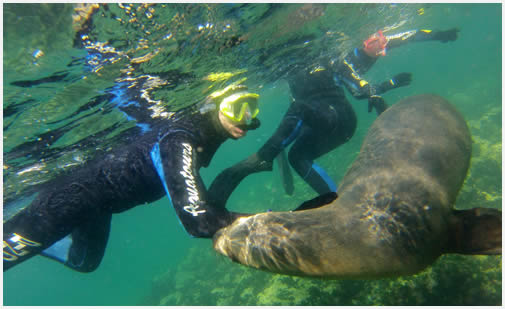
[336,58,375,99]
[335,28,456,100]
[152,133,237,238]
[385,28,458,49]
[334,58,409,99]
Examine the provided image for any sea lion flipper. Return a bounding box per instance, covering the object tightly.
[447,208,502,255]
[293,192,338,211]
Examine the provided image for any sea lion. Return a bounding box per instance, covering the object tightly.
[213,94,501,279]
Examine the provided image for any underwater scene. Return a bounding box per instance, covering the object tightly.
[3,3,502,306]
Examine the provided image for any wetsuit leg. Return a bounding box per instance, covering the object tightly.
[287,96,357,195]
[40,213,112,272]
[257,103,304,162]
[288,126,339,195]
[3,181,104,271]
[3,140,164,271]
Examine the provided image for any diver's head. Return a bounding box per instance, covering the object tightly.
[218,91,260,139]
[363,30,388,57]
[203,80,261,139]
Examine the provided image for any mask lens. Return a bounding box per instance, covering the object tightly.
[219,92,260,122]
[231,101,259,122]
[243,105,253,124]
[247,99,259,117]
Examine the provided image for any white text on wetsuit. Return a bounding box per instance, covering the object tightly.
[180,143,206,216]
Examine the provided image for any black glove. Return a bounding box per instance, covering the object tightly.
[367,95,389,116]
[433,28,460,43]
[378,72,412,93]
[391,72,412,88]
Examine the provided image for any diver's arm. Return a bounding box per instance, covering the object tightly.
[336,60,411,99]
[333,57,375,99]
[152,133,238,238]
[335,27,458,99]
[386,28,460,50]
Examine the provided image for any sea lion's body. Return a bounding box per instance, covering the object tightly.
[213,94,501,279]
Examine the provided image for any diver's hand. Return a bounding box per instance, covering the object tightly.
[378,72,412,94]
[391,72,412,88]
[367,95,389,116]
[433,28,460,43]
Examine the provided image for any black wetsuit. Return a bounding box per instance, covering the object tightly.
[3,104,241,272]
[209,28,457,202]
[258,68,356,194]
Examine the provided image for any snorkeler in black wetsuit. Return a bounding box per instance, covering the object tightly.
[208,27,460,204]
[3,81,261,272]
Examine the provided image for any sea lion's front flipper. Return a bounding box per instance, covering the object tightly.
[293,192,337,211]
[446,208,502,255]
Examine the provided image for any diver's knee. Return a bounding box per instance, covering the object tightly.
[66,260,101,273]
[287,149,306,172]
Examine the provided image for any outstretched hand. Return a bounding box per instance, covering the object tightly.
[392,72,412,88]
[434,28,460,43]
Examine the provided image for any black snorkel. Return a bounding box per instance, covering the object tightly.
[236,118,261,131]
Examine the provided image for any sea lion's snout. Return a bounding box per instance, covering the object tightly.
[213,215,254,261]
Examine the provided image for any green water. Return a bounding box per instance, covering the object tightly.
[3,3,501,305]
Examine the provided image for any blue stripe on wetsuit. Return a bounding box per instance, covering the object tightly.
[281,119,303,147]
[150,142,173,204]
[311,162,338,193]
[150,142,188,232]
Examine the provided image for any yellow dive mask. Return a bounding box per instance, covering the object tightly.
[219,92,260,123]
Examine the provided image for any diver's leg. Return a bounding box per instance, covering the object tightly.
[40,213,112,272]
[4,142,161,272]
[288,96,357,195]
[288,127,339,195]
[257,103,304,162]
[3,181,103,271]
